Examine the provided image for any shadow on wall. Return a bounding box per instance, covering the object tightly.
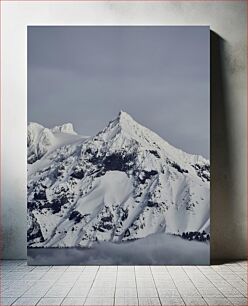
[210,31,244,263]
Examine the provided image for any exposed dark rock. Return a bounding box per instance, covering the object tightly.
[138,170,158,184]
[147,200,159,207]
[192,164,210,182]
[124,229,130,237]
[100,224,112,230]
[149,150,160,158]
[69,211,84,223]
[182,230,210,242]
[121,208,128,221]
[51,195,68,214]
[103,152,136,172]
[28,201,39,211]
[171,162,188,174]
[101,216,113,222]
[33,189,47,201]
[71,168,85,179]
[27,216,44,243]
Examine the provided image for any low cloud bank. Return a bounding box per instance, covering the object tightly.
[28,233,209,265]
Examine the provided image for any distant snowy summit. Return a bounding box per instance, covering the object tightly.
[27,111,210,248]
[51,123,77,135]
[27,122,84,164]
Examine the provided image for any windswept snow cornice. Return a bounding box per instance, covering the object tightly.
[27,121,84,164]
[28,122,77,135]
[52,123,77,135]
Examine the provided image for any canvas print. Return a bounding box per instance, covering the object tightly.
[27,26,210,265]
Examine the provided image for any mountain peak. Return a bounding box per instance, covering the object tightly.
[102,111,208,166]
[52,123,77,135]
[118,110,134,123]
[116,111,141,133]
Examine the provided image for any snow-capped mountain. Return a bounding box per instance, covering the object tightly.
[27,111,210,248]
[27,122,84,164]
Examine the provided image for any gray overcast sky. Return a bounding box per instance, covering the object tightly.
[28,26,209,159]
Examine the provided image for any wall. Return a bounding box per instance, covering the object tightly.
[1,1,246,261]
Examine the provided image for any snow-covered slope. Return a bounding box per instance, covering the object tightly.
[27,112,210,248]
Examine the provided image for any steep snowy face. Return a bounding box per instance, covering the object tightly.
[96,111,208,166]
[27,112,210,248]
[27,122,55,164]
[27,122,81,164]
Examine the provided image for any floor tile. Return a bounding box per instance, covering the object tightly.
[99,266,117,272]
[154,280,175,287]
[0,297,17,305]
[66,266,85,272]
[197,288,224,298]
[137,287,158,298]
[138,297,161,305]
[92,280,116,288]
[32,266,51,272]
[67,285,91,298]
[88,287,115,298]
[178,289,201,297]
[136,279,155,288]
[22,283,53,297]
[204,297,233,305]
[2,289,29,298]
[115,297,138,305]
[61,297,86,305]
[37,297,64,305]
[160,297,185,305]
[218,287,244,297]
[49,266,68,272]
[157,288,180,298]
[228,297,248,305]
[84,297,114,305]
[182,297,207,305]
[116,280,136,287]
[45,285,72,297]
[12,297,40,305]
[115,287,137,298]
[83,266,99,273]
[118,266,134,272]
[76,279,94,286]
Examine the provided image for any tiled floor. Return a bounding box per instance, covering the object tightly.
[1,260,247,305]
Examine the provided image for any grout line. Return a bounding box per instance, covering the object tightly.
[18,266,64,301]
[113,266,118,306]
[182,265,206,303]
[83,266,100,305]
[9,297,19,306]
[233,270,247,283]
[165,266,185,306]
[149,266,162,306]
[35,296,42,306]
[60,265,86,305]
[134,266,139,305]
[226,297,247,306]
[195,266,226,299]
[211,268,247,297]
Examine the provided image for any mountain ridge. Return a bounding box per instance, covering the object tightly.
[101,111,209,165]
[27,111,210,248]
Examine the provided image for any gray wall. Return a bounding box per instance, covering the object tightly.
[1,1,246,261]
